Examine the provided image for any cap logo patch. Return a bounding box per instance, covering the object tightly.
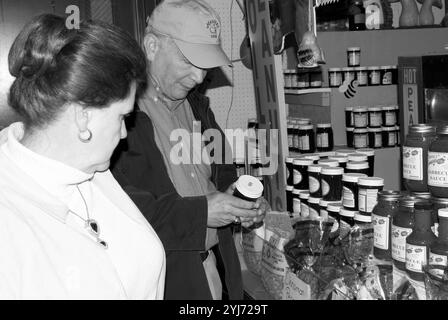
[206,20,219,39]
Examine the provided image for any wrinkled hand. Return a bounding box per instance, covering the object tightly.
[206,191,263,228]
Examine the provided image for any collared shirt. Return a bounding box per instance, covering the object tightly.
[0,123,166,299]
[139,87,219,250]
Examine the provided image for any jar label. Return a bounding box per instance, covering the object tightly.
[432,223,439,237]
[358,188,380,213]
[301,204,309,218]
[309,176,320,193]
[370,71,380,84]
[288,134,293,148]
[391,225,412,262]
[405,244,427,274]
[354,134,368,148]
[343,186,355,208]
[429,252,448,267]
[372,214,389,250]
[388,132,396,146]
[317,133,329,148]
[320,209,328,219]
[309,207,319,219]
[322,180,330,196]
[330,219,339,233]
[293,198,301,213]
[382,71,392,85]
[293,169,302,185]
[300,136,310,151]
[374,133,382,148]
[261,229,289,276]
[403,147,423,181]
[354,113,368,127]
[370,114,382,127]
[293,135,300,149]
[428,152,448,187]
[385,113,396,126]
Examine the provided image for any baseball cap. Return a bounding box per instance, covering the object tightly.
[146,0,232,69]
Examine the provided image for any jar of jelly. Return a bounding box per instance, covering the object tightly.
[299,191,310,218]
[293,188,303,213]
[353,107,368,128]
[329,68,343,87]
[368,66,381,86]
[429,208,448,276]
[343,173,368,211]
[358,177,384,216]
[382,126,396,148]
[355,148,375,177]
[382,105,398,126]
[346,127,355,148]
[286,156,294,186]
[293,158,314,190]
[328,203,343,239]
[308,196,322,218]
[321,167,344,202]
[402,124,437,193]
[354,128,369,149]
[298,125,315,154]
[368,127,383,149]
[428,125,448,198]
[316,123,334,152]
[368,107,382,127]
[346,161,369,176]
[328,155,348,169]
[308,164,328,198]
[355,67,368,86]
[345,107,354,127]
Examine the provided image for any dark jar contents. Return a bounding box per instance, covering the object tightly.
[345,107,354,128]
[348,0,366,30]
[356,148,375,177]
[321,167,344,202]
[382,126,396,148]
[286,185,294,213]
[357,177,384,216]
[392,196,423,271]
[308,165,328,198]
[372,191,401,261]
[429,208,448,277]
[298,125,315,154]
[403,124,437,193]
[428,125,448,198]
[339,209,356,241]
[308,196,322,218]
[293,158,314,190]
[368,127,383,149]
[328,155,348,169]
[328,203,343,239]
[299,191,310,218]
[287,123,294,152]
[292,124,300,152]
[346,161,369,176]
[342,173,368,211]
[285,157,294,186]
[405,201,437,282]
[431,197,448,236]
[346,127,355,148]
[316,123,334,152]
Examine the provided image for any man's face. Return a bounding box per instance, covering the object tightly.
[149,38,208,101]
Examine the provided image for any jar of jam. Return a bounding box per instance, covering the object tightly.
[318,159,339,168]
[320,200,342,220]
[286,156,294,186]
[342,67,356,84]
[355,67,368,86]
[299,191,310,218]
[428,125,448,198]
[293,124,300,152]
[372,191,401,261]
[339,208,356,241]
[329,68,343,87]
[328,203,343,239]
[343,173,368,211]
[304,154,320,164]
[368,107,382,127]
[403,124,437,193]
[368,66,381,86]
[308,164,328,198]
[293,188,303,213]
[353,107,368,128]
[347,153,367,163]
[355,148,375,177]
[347,47,361,67]
[405,201,437,282]
[382,105,398,126]
[353,128,368,149]
[297,72,309,89]
[358,177,384,216]
[329,155,348,169]
[293,158,314,190]
[286,185,294,212]
[346,127,355,148]
[345,107,354,127]
[308,196,322,218]
[380,66,397,86]
[298,125,315,154]
[368,127,383,149]
[321,167,344,202]
[431,197,448,236]
[346,161,369,176]
[429,208,448,276]
[287,123,294,152]
[392,196,423,271]
[316,123,334,152]
[309,70,323,88]
[382,126,396,148]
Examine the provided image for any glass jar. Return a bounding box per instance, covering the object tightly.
[336,149,356,157]
[382,126,396,148]
[287,123,294,152]
[316,123,334,152]
[286,156,294,186]
[321,167,344,202]
[308,164,328,198]
[339,209,356,241]
[353,128,369,149]
[381,66,394,85]
[345,107,354,127]
[354,107,369,127]
[293,124,300,152]
[328,68,343,87]
[368,107,383,127]
[368,127,383,149]
[329,155,348,169]
[395,125,401,147]
[431,197,448,236]
[328,203,343,239]
[368,66,381,85]
[309,71,323,88]
[428,125,448,198]
[356,148,375,177]
[298,125,315,154]
[372,191,401,261]
[299,191,310,218]
[355,67,368,86]
[358,177,384,216]
[320,199,341,220]
[293,188,303,213]
[234,157,246,178]
[346,127,355,148]
[346,161,369,176]
[342,67,356,84]
[342,172,368,211]
[382,105,398,126]
[308,196,322,218]
[429,208,448,276]
[293,158,314,190]
[318,159,339,167]
[403,124,437,193]
[286,185,294,212]
[347,47,361,67]
[297,72,309,89]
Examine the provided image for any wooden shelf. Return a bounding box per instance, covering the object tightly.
[284,88,332,95]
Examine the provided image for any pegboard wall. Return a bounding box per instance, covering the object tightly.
[205,0,257,130]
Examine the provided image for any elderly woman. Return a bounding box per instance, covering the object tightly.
[0,14,165,299]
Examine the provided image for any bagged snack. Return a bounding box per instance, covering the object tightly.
[242,222,265,276]
[423,264,448,300]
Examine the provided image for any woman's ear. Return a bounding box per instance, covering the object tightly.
[73,104,91,132]
[143,33,159,62]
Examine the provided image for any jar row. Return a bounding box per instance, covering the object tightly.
[346,105,399,128]
[347,126,401,149]
[287,123,334,153]
[328,66,398,87]
[284,70,323,89]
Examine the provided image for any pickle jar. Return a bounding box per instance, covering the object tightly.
[428,125,448,198]
[402,124,437,193]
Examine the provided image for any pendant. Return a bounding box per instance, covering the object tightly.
[98,239,108,249]
[85,219,100,237]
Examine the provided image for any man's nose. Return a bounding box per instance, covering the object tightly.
[191,66,206,84]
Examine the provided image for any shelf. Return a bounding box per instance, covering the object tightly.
[284,88,332,95]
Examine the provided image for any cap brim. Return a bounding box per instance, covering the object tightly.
[174,39,232,69]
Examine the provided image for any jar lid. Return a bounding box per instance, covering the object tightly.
[308,196,322,204]
[358,177,384,187]
[378,190,401,201]
[355,148,375,156]
[431,197,448,205]
[329,67,342,71]
[329,155,348,163]
[382,126,396,131]
[346,161,369,170]
[293,158,314,166]
[390,65,397,69]
[327,203,343,213]
[293,188,306,195]
[335,149,355,156]
[321,167,344,175]
[318,159,340,167]
[348,153,368,162]
[343,172,368,182]
[235,175,264,199]
[340,208,356,217]
[308,164,327,173]
[286,185,294,191]
[299,191,310,199]
[412,192,431,200]
[367,66,380,70]
[287,124,294,129]
[439,208,448,218]
[319,199,330,207]
[368,107,382,112]
[304,154,320,161]
[286,157,294,163]
[298,124,314,130]
[346,127,355,132]
[437,125,448,135]
[294,124,300,129]
[345,107,354,111]
[382,106,396,111]
[368,127,382,133]
[317,123,332,128]
[354,128,368,134]
[353,107,368,112]
[297,119,311,125]
[347,47,361,51]
[355,214,372,223]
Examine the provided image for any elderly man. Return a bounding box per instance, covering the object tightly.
[111,0,268,300]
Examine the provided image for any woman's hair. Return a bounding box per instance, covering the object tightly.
[8,14,147,128]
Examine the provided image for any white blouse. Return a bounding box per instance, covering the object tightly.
[0,123,166,299]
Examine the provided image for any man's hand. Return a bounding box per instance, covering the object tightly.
[206,192,263,228]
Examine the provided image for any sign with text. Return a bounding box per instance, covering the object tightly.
[245,0,287,211]
[402,67,419,137]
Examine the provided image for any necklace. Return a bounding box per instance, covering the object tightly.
[69,185,108,249]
